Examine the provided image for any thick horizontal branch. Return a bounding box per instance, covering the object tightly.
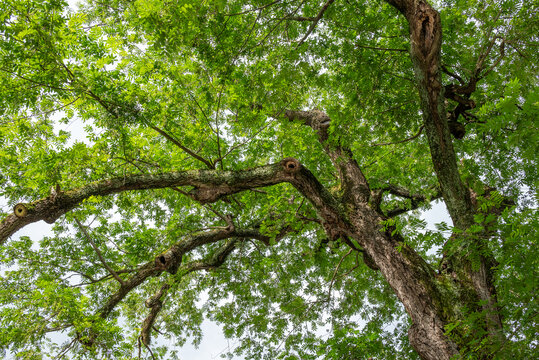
[0,160,299,245]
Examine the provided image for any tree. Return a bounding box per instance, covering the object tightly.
[0,0,537,358]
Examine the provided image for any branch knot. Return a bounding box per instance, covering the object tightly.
[13,204,28,218]
[282,158,301,173]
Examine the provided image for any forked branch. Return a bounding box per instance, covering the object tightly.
[296,0,336,47]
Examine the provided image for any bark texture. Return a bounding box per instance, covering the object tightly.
[0,1,507,358]
[288,109,459,359]
[0,160,297,245]
[383,0,503,357]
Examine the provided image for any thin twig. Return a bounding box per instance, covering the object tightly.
[53,338,77,360]
[371,125,424,146]
[149,124,214,169]
[170,186,193,198]
[441,65,465,85]
[74,218,125,285]
[286,16,317,21]
[356,44,407,52]
[327,249,353,299]
[204,204,232,226]
[225,0,281,16]
[296,0,336,48]
[479,38,505,80]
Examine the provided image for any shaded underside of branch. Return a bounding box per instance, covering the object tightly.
[0,159,300,244]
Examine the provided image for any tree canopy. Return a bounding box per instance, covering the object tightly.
[0,0,537,359]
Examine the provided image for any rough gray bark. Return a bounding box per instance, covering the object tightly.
[287,109,459,360]
[0,161,297,245]
[383,0,503,356]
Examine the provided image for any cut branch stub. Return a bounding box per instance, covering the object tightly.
[282,157,301,173]
[154,250,182,274]
[13,204,28,218]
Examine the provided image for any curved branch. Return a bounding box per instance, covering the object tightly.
[140,237,246,346]
[296,0,336,47]
[99,227,274,320]
[374,184,442,218]
[81,226,290,348]
[371,125,424,146]
[180,238,241,274]
[0,160,298,245]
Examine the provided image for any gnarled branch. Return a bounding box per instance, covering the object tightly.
[0,159,299,245]
[285,109,371,205]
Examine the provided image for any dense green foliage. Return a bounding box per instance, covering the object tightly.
[0,0,537,359]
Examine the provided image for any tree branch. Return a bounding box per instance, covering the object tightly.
[74,218,126,286]
[285,15,317,21]
[371,125,424,146]
[382,184,442,218]
[0,160,299,244]
[141,283,170,346]
[327,249,353,299]
[441,65,465,85]
[296,0,336,47]
[140,237,249,346]
[384,0,475,230]
[148,124,214,169]
[285,109,371,205]
[74,226,288,349]
[98,227,274,321]
[356,44,408,52]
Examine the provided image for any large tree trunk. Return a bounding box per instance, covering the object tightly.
[285,112,460,359]
[383,0,503,356]
[349,207,460,359]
